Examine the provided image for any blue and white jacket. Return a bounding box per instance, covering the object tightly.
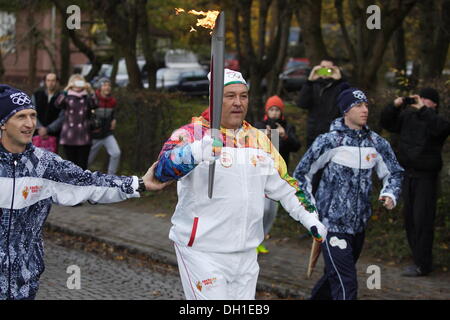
[294,118,404,234]
[0,143,139,300]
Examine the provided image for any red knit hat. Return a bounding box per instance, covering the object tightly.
[264,95,284,120]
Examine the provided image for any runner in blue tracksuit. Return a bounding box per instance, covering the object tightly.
[0,85,168,300]
[294,88,404,300]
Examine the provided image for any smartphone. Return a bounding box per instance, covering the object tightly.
[316,68,333,76]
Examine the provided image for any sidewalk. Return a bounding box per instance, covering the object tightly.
[45,203,450,300]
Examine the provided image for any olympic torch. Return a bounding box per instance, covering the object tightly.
[208,11,225,199]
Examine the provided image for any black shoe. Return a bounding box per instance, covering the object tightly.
[71,203,83,207]
[401,265,430,277]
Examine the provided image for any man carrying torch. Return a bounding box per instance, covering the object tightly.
[154,67,327,299]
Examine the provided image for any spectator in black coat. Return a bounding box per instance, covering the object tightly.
[297,59,349,147]
[31,73,63,141]
[297,59,349,196]
[380,87,450,277]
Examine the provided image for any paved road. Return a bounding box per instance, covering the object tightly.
[45,204,450,300]
[36,237,185,300]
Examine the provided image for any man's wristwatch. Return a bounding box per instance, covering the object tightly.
[136,178,146,192]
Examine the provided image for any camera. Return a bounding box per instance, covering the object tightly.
[266,119,279,129]
[403,97,417,105]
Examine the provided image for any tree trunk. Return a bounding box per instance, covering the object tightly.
[0,52,4,82]
[231,6,249,78]
[418,0,450,80]
[296,0,329,65]
[266,4,293,97]
[60,15,71,85]
[110,46,120,87]
[51,0,110,82]
[392,24,406,72]
[137,0,157,90]
[335,0,417,89]
[236,0,293,121]
[27,11,38,87]
[91,0,142,89]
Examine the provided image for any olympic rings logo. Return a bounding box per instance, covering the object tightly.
[352,90,367,100]
[11,93,31,106]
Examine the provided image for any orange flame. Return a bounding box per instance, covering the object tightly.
[175,8,220,31]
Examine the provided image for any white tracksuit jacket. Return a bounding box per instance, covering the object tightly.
[155,116,320,253]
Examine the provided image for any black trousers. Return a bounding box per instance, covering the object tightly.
[310,231,365,300]
[403,173,438,273]
[63,145,91,170]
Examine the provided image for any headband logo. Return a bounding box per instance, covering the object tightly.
[10,92,31,106]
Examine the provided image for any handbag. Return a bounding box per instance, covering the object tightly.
[32,135,57,153]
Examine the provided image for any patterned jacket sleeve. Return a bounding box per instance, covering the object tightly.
[374,135,404,206]
[44,153,139,206]
[293,133,335,205]
[155,125,199,182]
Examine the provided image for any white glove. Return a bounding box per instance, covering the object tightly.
[298,211,327,242]
[309,222,328,243]
[190,135,221,164]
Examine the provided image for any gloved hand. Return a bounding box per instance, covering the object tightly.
[309,224,328,243]
[190,135,223,164]
[298,211,328,243]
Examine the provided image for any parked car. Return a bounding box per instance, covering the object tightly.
[176,70,209,96]
[157,67,209,96]
[164,49,202,69]
[279,58,311,92]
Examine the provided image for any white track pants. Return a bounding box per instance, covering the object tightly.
[174,243,259,300]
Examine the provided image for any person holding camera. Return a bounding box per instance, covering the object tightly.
[297,58,349,148]
[55,74,97,170]
[297,59,349,197]
[254,95,301,253]
[380,88,450,277]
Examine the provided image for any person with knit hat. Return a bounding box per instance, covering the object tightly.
[380,87,450,277]
[0,84,170,300]
[294,87,403,299]
[88,78,121,175]
[254,95,301,254]
[154,69,327,300]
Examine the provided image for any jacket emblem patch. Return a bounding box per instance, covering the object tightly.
[220,152,233,168]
